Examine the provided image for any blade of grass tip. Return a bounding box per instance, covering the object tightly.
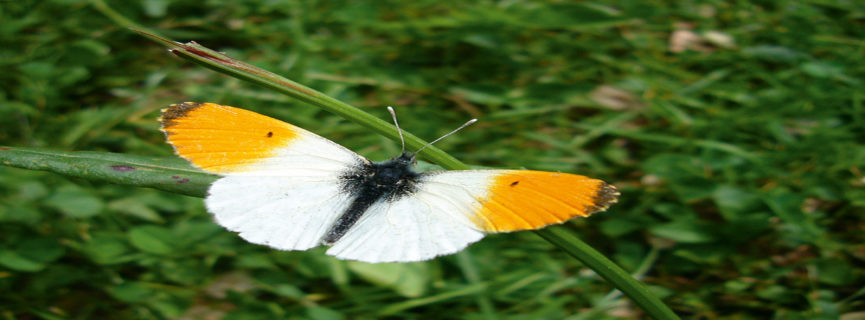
[536,227,680,320]
[129,30,678,318]
[0,147,216,197]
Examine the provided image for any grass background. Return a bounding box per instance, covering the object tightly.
[2,0,864,319]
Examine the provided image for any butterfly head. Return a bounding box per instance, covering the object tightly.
[390,152,417,166]
[387,106,477,164]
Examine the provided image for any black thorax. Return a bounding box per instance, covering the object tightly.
[324,153,420,244]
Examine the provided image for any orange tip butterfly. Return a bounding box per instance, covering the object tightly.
[160,102,619,263]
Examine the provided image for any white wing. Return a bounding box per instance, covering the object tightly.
[206,175,353,250]
[161,102,367,250]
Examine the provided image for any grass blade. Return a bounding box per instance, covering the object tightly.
[537,227,679,320]
[0,146,215,197]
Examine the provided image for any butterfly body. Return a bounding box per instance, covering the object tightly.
[328,153,420,244]
[161,102,618,263]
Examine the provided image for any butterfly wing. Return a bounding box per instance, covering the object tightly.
[160,102,365,176]
[430,170,619,233]
[161,102,366,250]
[327,170,618,263]
[325,190,485,263]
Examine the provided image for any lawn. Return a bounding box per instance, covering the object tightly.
[1,0,863,319]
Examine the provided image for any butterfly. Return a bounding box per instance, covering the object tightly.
[160,102,619,263]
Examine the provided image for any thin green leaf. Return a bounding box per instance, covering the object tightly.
[0,146,215,197]
[536,227,680,320]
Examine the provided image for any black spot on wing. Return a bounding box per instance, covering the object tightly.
[266,131,273,137]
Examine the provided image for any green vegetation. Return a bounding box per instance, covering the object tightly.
[2,1,863,319]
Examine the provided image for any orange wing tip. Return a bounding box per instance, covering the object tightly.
[472,171,620,233]
[159,102,303,174]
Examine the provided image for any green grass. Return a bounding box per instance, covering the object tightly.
[2,0,864,319]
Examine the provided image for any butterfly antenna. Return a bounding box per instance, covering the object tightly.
[387,106,406,153]
[411,118,478,161]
